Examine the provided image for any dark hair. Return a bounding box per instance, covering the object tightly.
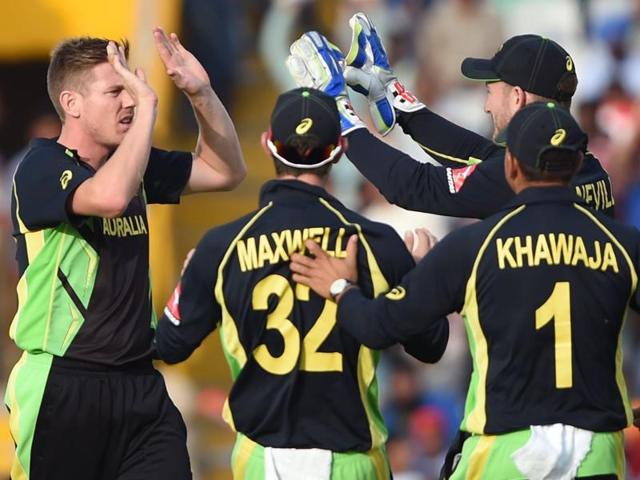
[47,37,130,120]
[519,149,582,183]
[272,158,333,178]
[528,91,572,109]
[270,134,337,177]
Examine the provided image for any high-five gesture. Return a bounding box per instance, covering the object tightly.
[106,41,157,107]
[153,27,210,97]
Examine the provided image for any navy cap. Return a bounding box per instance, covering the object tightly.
[506,102,587,170]
[461,35,577,102]
[267,88,342,169]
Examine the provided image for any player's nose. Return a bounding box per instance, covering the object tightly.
[121,89,135,108]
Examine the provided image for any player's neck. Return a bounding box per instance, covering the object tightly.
[58,126,111,170]
[278,173,326,188]
[512,178,567,193]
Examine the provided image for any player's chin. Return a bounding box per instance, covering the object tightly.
[103,129,127,149]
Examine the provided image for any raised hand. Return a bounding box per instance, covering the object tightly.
[344,12,424,133]
[153,27,210,97]
[107,41,157,106]
[286,31,366,135]
[287,31,347,98]
[290,235,359,300]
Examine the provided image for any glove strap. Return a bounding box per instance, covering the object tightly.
[336,97,367,135]
[388,80,425,113]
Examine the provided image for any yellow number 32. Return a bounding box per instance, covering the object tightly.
[252,274,343,375]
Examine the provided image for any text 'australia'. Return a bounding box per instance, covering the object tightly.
[102,215,148,237]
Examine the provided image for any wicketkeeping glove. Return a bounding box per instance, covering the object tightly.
[345,12,424,135]
[286,31,366,135]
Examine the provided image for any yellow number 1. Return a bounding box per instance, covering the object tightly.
[535,281,572,389]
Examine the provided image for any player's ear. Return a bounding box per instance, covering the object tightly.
[340,136,348,155]
[60,90,81,119]
[260,130,271,156]
[504,149,518,182]
[333,136,348,164]
[512,86,526,111]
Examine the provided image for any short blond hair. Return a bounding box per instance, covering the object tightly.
[47,37,129,119]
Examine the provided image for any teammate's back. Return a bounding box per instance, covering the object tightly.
[160,178,415,450]
[450,189,637,434]
[155,88,448,480]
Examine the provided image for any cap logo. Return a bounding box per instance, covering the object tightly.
[566,56,573,71]
[295,118,313,135]
[551,128,566,146]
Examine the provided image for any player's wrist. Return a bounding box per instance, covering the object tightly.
[330,278,355,302]
[186,85,215,104]
[387,80,424,113]
[336,96,366,135]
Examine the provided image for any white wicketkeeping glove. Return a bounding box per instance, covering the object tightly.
[286,31,366,135]
[345,12,424,135]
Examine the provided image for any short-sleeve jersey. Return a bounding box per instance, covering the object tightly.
[10,138,192,365]
[337,187,639,434]
[155,180,448,451]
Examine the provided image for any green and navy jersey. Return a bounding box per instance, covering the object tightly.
[337,187,637,435]
[155,179,449,451]
[10,138,191,365]
[345,107,614,218]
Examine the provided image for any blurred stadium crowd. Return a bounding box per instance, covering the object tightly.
[1,0,640,479]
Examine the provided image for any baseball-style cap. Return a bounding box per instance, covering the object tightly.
[267,87,342,169]
[506,102,587,171]
[461,35,577,102]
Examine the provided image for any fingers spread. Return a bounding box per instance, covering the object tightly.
[289,261,311,276]
[291,273,310,285]
[290,253,314,270]
[305,239,325,259]
[135,67,146,82]
[345,234,358,259]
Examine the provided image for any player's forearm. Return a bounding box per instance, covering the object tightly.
[72,101,157,218]
[347,129,461,215]
[155,315,198,364]
[188,88,246,192]
[396,108,497,167]
[336,289,399,349]
[402,317,449,363]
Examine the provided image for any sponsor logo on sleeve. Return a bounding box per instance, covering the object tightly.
[60,170,73,190]
[164,283,182,325]
[446,164,478,193]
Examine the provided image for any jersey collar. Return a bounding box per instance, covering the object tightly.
[259,179,343,208]
[502,186,586,211]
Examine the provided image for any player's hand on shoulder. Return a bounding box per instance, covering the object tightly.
[291,235,359,300]
[153,27,211,97]
[107,41,157,108]
[404,228,438,263]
